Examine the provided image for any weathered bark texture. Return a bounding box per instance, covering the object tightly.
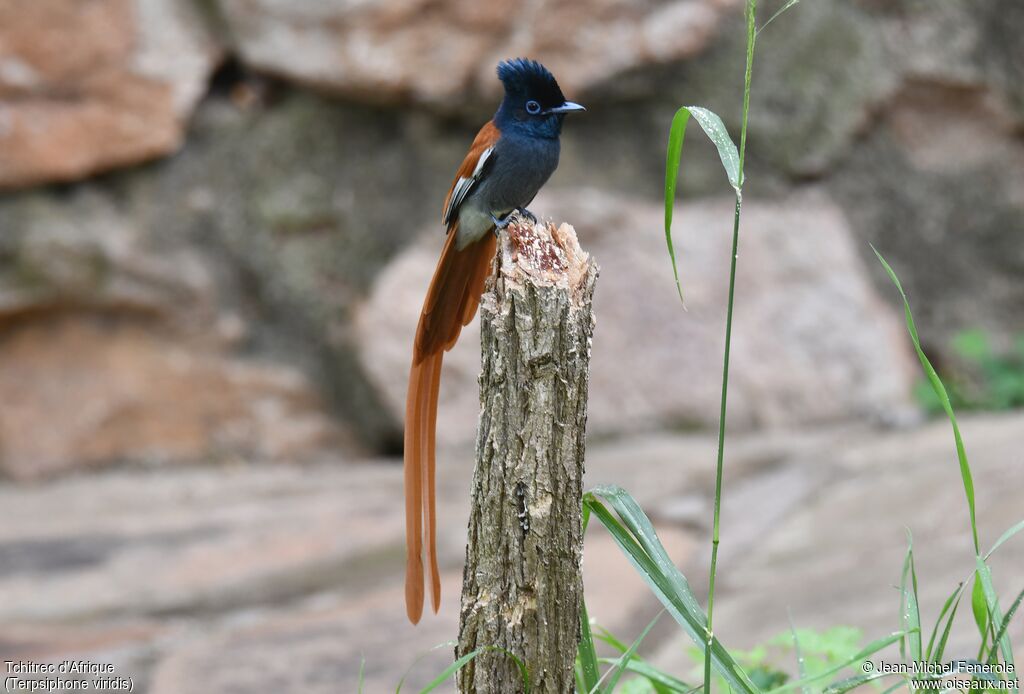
[456,218,598,693]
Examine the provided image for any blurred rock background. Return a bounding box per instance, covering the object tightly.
[1,0,1022,691]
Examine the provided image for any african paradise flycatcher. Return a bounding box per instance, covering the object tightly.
[404,58,584,624]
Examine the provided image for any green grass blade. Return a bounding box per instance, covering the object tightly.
[988,587,1024,664]
[358,656,366,694]
[788,615,810,694]
[767,631,910,694]
[756,0,801,36]
[986,519,1024,560]
[975,557,1016,684]
[600,611,665,693]
[930,587,964,666]
[687,107,741,191]
[579,599,603,694]
[973,574,991,652]
[663,105,741,305]
[933,601,962,668]
[594,625,683,694]
[591,486,705,619]
[822,671,897,694]
[584,489,760,694]
[597,659,693,693]
[417,646,530,694]
[595,626,632,654]
[396,641,456,693]
[664,107,691,304]
[899,531,923,664]
[585,498,702,638]
[925,582,963,662]
[873,247,979,554]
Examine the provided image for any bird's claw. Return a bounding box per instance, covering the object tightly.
[490,208,538,237]
[490,213,514,233]
[515,207,538,224]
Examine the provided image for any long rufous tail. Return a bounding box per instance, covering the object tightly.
[405,225,497,624]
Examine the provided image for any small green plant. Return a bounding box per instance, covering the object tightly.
[575,483,913,694]
[915,329,1024,413]
[678,626,868,693]
[393,641,530,693]
[584,625,868,694]
[662,0,760,691]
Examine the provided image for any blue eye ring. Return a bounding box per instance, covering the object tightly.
[525,100,541,115]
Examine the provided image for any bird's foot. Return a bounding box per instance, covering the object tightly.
[490,208,537,237]
[490,212,515,233]
[515,207,538,224]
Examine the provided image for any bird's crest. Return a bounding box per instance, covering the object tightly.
[497,58,565,106]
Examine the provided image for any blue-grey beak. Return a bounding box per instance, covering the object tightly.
[545,101,586,115]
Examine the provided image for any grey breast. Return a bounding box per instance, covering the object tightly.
[479,133,561,214]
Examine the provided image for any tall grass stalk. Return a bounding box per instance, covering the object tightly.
[704,2,757,693]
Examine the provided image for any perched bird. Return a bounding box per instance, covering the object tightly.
[404,58,584,624]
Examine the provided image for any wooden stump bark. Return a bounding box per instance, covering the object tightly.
[456,217,598,693]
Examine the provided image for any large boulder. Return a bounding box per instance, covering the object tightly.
[864,0,1024,126]
[214,0,735,108]
[831,84,1024,348]
[0,83,472,479]
[0,0,221,189]
[0,81,486,479]
[825,0,1024,346]
[355,188,918,448]
[0,187,348,480]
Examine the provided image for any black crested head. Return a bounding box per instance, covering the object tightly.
[494,58,582,138]
[497,58,566,107]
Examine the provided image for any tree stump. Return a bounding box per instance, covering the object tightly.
[456,216,599,693]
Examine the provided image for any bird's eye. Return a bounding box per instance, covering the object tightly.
[525,100,541,115]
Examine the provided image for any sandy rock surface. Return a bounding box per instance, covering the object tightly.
[0,0,220,188]
[1,414,1020,691]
